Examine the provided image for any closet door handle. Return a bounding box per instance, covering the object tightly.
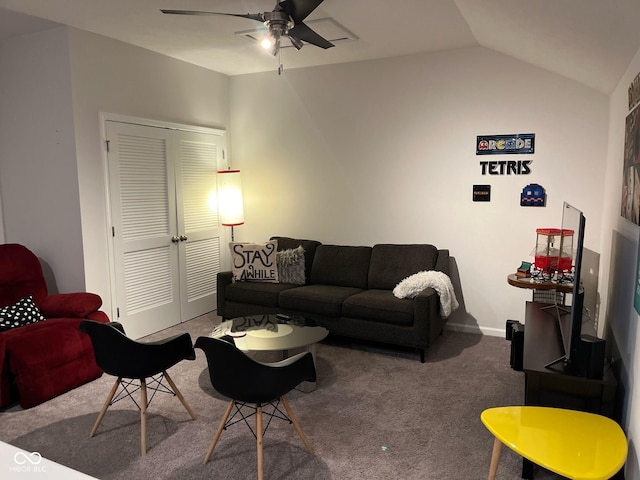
[179,235,188,242]
[171,236,180,243]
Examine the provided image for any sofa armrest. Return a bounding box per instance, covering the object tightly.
[415,286,437,300]
[413,287,439,325]
[38,293,102,318]
[413,286,445,348]
[217,271,234,319]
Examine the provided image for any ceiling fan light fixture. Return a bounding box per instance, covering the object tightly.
[289,35,304,50]
[269,39,281,56]
[260,35,274,50]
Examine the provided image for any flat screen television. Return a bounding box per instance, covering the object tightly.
[545,202,587,373]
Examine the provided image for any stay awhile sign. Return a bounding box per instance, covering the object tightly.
[230,241,279,282]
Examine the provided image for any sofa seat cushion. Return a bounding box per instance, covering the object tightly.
[279,285,364,317]
[226,281,299,307]
[342,290,414,326]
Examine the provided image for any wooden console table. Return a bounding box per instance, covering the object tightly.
[519,301,618,479]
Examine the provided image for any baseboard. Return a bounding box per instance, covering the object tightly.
[445,322,504,337]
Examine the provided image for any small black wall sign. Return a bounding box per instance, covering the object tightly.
[473,185,491,202]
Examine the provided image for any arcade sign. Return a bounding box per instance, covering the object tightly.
[476,133,535,155]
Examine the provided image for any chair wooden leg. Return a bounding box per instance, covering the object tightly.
[281,396,314,454]
[203,400,235,465]
[163,370,197,420]
[488,437,503,480]
[90,377,121,437]
[256,404,264,480]
[140,378,148,456]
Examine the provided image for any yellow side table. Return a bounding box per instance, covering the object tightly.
[481,406,627,480]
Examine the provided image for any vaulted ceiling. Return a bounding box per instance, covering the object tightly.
[1,0,640,94]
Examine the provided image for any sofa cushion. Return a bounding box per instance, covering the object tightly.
[342,290,414,326]
[225,281,299,307]
[310,245,372,289]
[279,285,365,317]
[271,236,322,284]
[230,241,279,283]
[368,244,439,290]
[277,246,306,285]
[0,296,46,332]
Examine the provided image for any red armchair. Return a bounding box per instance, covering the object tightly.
[0,244,109,409]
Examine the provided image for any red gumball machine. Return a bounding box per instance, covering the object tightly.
[534,228,574,276]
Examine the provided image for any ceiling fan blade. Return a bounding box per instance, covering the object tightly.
[289,22,334,49]
[279,0,324,23]
[160,10,264,22]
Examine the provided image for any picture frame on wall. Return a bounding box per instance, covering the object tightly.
[621,105,640,225]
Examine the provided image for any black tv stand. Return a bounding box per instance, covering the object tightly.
[518,301,617,479]
[533,300,573,371]
[544,354,567,370]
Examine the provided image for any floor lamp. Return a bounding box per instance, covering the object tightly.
[217,169,244,241]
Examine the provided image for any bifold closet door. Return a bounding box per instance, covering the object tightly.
[175,131,224,321]
[106,120,224,339]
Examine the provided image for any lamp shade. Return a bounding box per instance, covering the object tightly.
[217,169,245,226]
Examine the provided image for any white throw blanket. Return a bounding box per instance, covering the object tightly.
[393,270,459,318]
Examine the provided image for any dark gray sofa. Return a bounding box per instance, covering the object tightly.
[216,236,451,362]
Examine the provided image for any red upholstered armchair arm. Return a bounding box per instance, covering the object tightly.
[38,293,103,318]
[86,310,110,323]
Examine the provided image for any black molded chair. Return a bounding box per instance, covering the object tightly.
[194,336,317,480]
[79,320,197,455]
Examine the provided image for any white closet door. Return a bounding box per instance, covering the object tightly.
[106,119,226,339]
[106,121,180,338]
[175,131,224,320]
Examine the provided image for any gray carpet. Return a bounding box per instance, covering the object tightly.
[0,314,564,479]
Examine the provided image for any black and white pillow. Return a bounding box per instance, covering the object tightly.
[0,296,46,332]
[230,241,279,283]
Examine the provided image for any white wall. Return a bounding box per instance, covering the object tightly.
[0,27,84,293]
[230,47,609,335]
[602,45,640,479]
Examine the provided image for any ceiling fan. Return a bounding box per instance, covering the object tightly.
[161,0,334,73]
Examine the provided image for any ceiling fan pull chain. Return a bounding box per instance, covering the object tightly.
[278,48,284,75]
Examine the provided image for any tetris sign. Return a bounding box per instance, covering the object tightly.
[476,133,535,155]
